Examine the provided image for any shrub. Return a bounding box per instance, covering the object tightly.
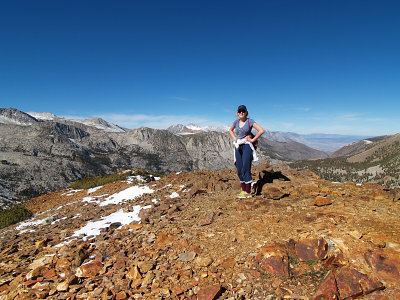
[0,204,33,229]
[69,170,163,190]
[69,172,132,190]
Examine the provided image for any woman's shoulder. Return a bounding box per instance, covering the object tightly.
[248,118,256,125]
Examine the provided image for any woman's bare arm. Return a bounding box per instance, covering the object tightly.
[229,124,236,141]
[246,122,264,143]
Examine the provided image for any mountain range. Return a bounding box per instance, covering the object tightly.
[167,123,368,153]
[0,108,325,205]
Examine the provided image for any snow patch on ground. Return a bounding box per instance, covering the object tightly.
[87,186,103,194]
[16,217,50,230]
[169,192,179,198]
[126,175,147,184]
[99,185,154,206]
[71,206,151,240]
[63,189,82,196]
[12,177,162,243]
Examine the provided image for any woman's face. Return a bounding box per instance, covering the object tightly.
[237,110,248,118]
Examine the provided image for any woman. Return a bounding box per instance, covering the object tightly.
[229,105,265,198]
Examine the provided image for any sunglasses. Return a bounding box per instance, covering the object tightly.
[238,109,246,113]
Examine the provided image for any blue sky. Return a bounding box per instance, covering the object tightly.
[1,0,399,136]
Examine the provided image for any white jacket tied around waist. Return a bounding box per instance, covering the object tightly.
[233,138,258,162]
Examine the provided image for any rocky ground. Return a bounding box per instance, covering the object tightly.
[1,161,400,299]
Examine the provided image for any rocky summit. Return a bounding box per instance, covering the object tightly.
[1,162,400,299]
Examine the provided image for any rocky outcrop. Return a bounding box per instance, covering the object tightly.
[1,164,400,298]
[0,119,193,203]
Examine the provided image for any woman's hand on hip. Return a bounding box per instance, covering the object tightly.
[245,136,253,143]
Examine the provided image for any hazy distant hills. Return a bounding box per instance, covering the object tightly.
[167,123,368,152]
[0,108,328,204]
[330,135,388,158]
[291,133,400,188]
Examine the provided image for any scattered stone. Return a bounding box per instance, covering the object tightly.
[75,261,103,278]
[138,261,153,273]
[197,284,222,300]
[122,223,142,231]
[26,266,45,280]
[195,256,213,268]
[29,256,53,270]
[220,257,236,269]
[264,187,287,200]
[55,257,71,272]
[189,188,207,199]
[257,242,289,277]
[1,244,18,256]
[336,267,364,298]
[116,291,128,300]
[200,210,215,226]
[348,230,363,239]
[314,196,332,206]
[179,251,196,262]
[56,281,69,292]
[275,286,292,297]
[314,270,338,299]
[295,238,328,261]
[126,266,142,280]
[141,271,154,287]
[109,222,122,230]
[72,248,89,268]
[154,232,175,249]
[364,249,400,284]
[35,238,49,249]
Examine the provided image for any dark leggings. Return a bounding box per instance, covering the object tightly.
[235,144,253,183]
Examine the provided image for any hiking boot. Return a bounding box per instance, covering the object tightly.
[238,192,252,199]
[237,191,246,198]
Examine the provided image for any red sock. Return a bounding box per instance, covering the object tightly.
[245,183,251,193]
[241,183,246,191]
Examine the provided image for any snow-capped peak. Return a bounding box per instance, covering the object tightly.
[71,118,126,133]
[0,108,38,126]
[186,123,203,131]
[167,123,230,134]
[27,112,59,121]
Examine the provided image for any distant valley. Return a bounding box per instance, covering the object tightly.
[291,133,400,188]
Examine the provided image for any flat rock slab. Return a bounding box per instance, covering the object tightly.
[314,196,332,206]
[295,238,329,261]
[197,284,222,300]
[364,249,400,284]
[315,268,384,298]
